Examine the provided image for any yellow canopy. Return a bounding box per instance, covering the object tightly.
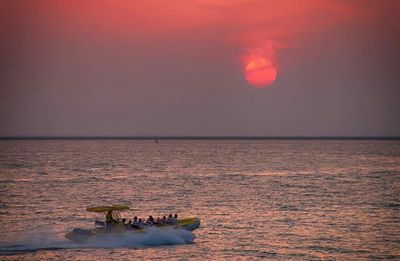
[86,205,130,212]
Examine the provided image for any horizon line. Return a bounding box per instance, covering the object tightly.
[0,136,399,141]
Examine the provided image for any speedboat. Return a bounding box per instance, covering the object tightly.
[65,205,200,243]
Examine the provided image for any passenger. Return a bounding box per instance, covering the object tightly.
[171,214,178,224]
[146,215,154,225]
[138,218,144,227]
[131,216,139,227]
[167,214,174,224]
[130,216,141,229]
[122,218,126,224]
[162,216,167,224]
[155,217,161,225]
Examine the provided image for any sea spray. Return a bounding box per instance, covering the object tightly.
[83,227,195,248]
[0,228,69,254]
[0,227,194,255]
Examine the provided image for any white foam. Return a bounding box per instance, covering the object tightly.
[0,227,195,254]
[82,227,195,248]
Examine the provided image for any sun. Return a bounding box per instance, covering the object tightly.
[244,57,277,88]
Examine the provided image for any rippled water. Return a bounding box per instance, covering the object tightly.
[0,140,399,260]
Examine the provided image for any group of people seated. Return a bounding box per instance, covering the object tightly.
[125,214,178,228]
[104,211,178,229]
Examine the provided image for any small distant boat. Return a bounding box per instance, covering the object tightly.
[65,205,200,243]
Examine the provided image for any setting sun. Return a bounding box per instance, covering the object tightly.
[244,57,277,88]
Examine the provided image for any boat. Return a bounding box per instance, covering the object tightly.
[65,205,200,243]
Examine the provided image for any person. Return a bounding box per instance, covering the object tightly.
[131,216,141,229]
[122,218,126,224]
[162,216,167,224]
[106,211,115,224]
[146,215,154,225]
[171,214,178,224]
[125,220,133,229]
[138,218,144,227]
[167,214,174,224]
[105,211,116,229]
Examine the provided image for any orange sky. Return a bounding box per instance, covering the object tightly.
[17,0,369,87]
[1,0,400,136]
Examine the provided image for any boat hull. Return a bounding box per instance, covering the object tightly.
[65,217,200,243]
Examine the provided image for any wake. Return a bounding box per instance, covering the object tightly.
[0,227,195,255]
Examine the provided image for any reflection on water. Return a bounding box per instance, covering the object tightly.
[0,140,399,259]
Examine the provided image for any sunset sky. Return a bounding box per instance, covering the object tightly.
[1,0,399,136]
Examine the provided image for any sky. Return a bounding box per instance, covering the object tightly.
[1,0,400,137]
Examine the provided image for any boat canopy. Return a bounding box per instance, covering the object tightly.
[86,205,130,212]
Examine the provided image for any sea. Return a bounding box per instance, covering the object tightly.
[0,140,399,260]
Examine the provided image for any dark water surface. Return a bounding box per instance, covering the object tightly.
[0,140,399,260]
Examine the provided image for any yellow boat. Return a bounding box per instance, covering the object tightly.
[65,205,200,243]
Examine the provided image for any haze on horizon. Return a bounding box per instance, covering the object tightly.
[1,0,399,137]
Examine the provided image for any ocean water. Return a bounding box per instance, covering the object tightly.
[0,140,399,260]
